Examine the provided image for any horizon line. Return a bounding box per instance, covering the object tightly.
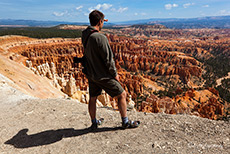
[0,15,229,24]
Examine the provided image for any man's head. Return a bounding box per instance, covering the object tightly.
[89,10,107,31]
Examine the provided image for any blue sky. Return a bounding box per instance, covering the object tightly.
[0,0,230,22]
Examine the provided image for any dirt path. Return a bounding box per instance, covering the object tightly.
[0,96,229,154]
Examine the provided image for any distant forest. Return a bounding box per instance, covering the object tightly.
[0,27,82,39]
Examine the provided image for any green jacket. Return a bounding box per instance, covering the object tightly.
[82,26,117,81]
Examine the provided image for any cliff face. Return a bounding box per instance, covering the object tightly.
[0,54,64,99]
[0,35,229,120]
[13,41,86,96]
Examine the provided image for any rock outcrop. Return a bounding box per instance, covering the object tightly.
[138,89,226,120]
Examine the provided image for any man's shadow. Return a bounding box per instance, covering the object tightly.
[5,126,122,148]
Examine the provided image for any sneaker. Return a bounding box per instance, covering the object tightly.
[90,123,98,131]
[122,120,140,129]
[89,118,104,131]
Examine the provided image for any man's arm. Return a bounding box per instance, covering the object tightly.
[99,35,118,78]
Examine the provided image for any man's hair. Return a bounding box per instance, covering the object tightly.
[89,10,105,26]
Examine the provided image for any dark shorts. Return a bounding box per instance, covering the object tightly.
[88,78,124,98]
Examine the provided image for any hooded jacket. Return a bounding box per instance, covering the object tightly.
[81,26,117,81]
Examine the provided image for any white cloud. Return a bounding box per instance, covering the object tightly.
[88,7,94,13]
[165,4,172,10]
[95,3,113,10]
[110,7,128,13]
[88,3,128,14]
[117,7,128,13]
[183,3,195,8]
[134,12,146,16]
[173,4,178,7]
[165,4,178,10]
[76,6,83,11]
[218,10,230,15]
[202,5,209,8]
[53,11,67,17]
[88,3,113,13]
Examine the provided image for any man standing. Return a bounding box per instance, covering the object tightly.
[81,10,140,130]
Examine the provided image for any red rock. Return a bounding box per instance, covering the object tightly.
[207,87,219,96]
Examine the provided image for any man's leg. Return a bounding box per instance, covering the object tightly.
[88,96,97,121]
[117,90,127,118]
[88,96,104,130]
[94,78,139,128]
[117,90,140,128]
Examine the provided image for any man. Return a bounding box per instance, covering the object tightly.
[81,10,140,130]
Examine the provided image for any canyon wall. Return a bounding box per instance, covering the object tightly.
[1,35,229,120]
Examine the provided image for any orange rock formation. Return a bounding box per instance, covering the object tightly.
[1,33,229,120]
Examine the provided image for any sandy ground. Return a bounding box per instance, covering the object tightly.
[0,78,230,154]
